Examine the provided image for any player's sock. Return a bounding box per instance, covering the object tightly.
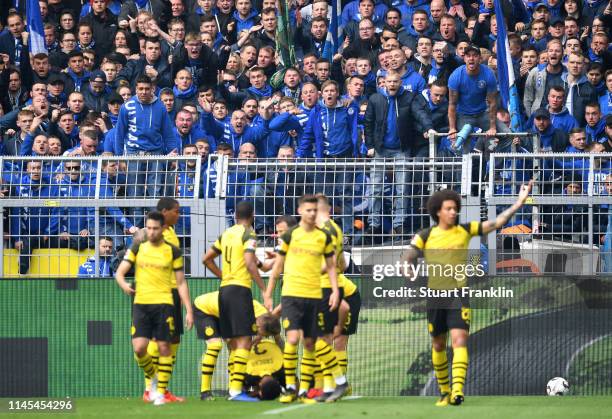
[171,342,180,367]
[228,350,234,384]
[283,342,298,390]
[315,340,346,386]
[432,348,450,394]
[229,348,249,397]
[201,341,222,393]
[157,355,174,395]
[145,341,160,391]
[336,350,348,375]
[323,368,335,393]
[298,349,316,396]
[313,363,324,389]
[135,353,156,380]
[451,346,468,395]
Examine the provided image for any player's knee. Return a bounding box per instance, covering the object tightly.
[303,337,315,351]
[431,337,446,352]
[157,341,171,356]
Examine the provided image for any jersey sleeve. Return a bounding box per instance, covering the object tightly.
[460,221,483,237]
[409,230,426,251]
[123,242,140,265]
[447,67,460,92]
[171,244,184,271]
[278,229,293,256]
[323,230,334,258]
[243,228,257,253]
[211,235,222,254]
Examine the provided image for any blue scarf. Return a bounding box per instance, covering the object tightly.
[361,71,376,86]
[66,68,90,92]
[479,4,494,14]
[76,40,95,51]
[135,0,149,8]
[247,84,273,98]
[109,113,118,127]
[588,48,602,63]
[281,85,301,101]
[173,84,197,99]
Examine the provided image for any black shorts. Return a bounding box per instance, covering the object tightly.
[194,307,221,340]
[219,285,256,339]
[342,291,362,336]
[172,288,184,336]
[318,288,344,335]
[427,307,471,337]
[131,303,175,341]
[281,296,320,339]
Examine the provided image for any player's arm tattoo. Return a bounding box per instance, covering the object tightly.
[448,89,458,131]
[487,91,498,129]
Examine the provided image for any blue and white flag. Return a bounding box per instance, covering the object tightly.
[330,0,341,57]
[494,0,522,132]
[27,0,47,55]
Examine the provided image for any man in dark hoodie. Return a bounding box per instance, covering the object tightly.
[363,70,432,242]
[562,52,598,127]
[82,70,110,113]
[117,38,172,89]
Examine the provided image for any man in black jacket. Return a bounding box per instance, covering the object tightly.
[117,38,172,89]
[363,71,432,242]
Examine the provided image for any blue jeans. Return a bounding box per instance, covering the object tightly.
[125,154,167,226]
[456,112,511,155]
[368,149,408,230]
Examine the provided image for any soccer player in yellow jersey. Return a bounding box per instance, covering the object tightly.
[140,198,185,402]
[311,194,347,399]
[193,291,283,400]
[202,201,265,402]
[405,181,532,407]
[264,195,350,403]
[115,211,193,406]
[334,276,361,380]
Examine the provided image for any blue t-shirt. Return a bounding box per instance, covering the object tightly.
[448,64,498,115]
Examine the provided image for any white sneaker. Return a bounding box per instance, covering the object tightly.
[151,391,165,406]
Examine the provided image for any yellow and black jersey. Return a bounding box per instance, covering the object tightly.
[246,339,284,377]
[279,225,334,299]
[343,276,357,297]
[410,221,483,289]
[319,219,346,289]
[212,224,257,289]
[163,226,180,288]
[193,291,267,318]
[124,240,183,305]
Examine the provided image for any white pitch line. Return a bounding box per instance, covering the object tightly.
[262,396,362,415]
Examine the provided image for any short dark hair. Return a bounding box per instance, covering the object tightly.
[259,376,282,400]
[136,74,153,86]
[146,210,165,226]
[157,197,179,212]
[275,215,298,228]
[298,194,318,206]
[314,193,330,207]
[236,201,254,220]
[259,313,281,335]
[427,190,461,223]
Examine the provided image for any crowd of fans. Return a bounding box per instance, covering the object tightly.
[0,0,611,272]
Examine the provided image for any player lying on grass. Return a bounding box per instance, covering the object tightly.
[404,181,533,407]
[194,290,283,401]
[115,211,193,406]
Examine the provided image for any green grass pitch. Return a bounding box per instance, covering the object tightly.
[3,397,611,419]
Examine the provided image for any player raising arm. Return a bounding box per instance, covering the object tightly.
[115,211,193,406]
[404,181,532,407]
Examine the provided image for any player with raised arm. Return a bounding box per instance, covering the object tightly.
[115,211,193,406]
[202,201,266,402]
[264,195,350,404]
[404,181,533,407]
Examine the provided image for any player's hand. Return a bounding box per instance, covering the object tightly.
[120,282,135,295]
[517,179,534,205]
[184,311,194,330]
[264,294,274,312]
[264,250,276,259]
[15,241,23,251]
[329,290,340,311]
[448,129,457,142]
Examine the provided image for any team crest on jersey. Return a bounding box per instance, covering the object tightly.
[130,325,136,336]
[205,326,214,337]
[478,80,486,89]
[428,323,433,333]
[282,318,290,329]
[347,107,355,115]
[252,323,258,333]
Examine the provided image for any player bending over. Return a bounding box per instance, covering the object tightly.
[404,181,532,407]
[115,211,193,406]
